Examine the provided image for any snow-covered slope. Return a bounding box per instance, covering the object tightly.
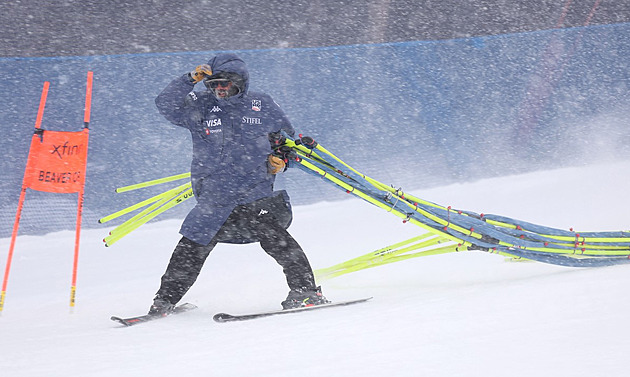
[1,161,629,377]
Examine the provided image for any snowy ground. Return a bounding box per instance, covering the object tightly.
[1,161,629,377]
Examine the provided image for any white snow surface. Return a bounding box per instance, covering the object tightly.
[2,161,630,377]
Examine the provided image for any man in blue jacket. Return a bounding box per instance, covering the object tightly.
[151,53,327,315]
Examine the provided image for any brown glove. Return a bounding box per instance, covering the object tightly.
[267,154,286,174]
[190,64,213,83]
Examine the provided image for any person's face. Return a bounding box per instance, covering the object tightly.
[208,79,234,98]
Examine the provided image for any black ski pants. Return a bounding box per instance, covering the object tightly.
[155,202,317,305]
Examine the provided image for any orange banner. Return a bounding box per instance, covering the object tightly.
[23,129,89,194]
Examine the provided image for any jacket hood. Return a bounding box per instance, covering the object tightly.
[206,53,249,95]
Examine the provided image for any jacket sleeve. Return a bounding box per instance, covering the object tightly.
[155,74,197,127]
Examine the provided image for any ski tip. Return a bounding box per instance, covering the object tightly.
[213,313,234,322]
[179,303,199,311]
[110,302,198,327]
[110,316,132,326]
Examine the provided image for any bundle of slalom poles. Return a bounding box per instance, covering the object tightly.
[270,133,630,280]
[99,173,193,246]
[100,133,630,280]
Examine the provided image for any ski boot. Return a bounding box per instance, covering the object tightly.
[281,286,330,309]
[148,297,175,316]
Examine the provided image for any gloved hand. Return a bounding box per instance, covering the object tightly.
[296,135,318,149]
[268,131,287,148]
[272,146,298,161]
[189,64,213,83]
[267,154,286,174]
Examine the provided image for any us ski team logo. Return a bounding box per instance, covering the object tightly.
[251,100,261,111]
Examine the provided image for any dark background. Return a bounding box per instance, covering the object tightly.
[2,0,628,58]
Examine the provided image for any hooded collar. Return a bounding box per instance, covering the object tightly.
[207,53,250,98]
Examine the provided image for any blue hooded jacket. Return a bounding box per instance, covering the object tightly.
[155,53,295,245]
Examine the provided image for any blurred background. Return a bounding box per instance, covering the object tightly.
[3,0,629,57]
[1,0,629,237]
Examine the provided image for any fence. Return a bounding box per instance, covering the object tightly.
[1,22,629,237]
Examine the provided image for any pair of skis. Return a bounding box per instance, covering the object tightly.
[111,297,372,327]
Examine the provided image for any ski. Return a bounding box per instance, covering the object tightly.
[111,303,197,327]
[213,297,372,322]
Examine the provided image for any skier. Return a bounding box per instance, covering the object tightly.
[150,53,328,315]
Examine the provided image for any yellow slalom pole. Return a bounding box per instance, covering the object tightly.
[297,157,470,246]
[315,233,440,276]
[108,184,190,237]
[291,139,448,212]
[317,244,462,281]
[115,172,190,193]
[485,217,630,244]
[99,183,190,224]
[316,143,447,211]
[104,187,194,246]
[107,191,178,237]
[315,236,453,280]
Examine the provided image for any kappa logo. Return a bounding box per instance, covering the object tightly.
[210,106,222,112]
[251,100,261,111]
[258,208,269,216]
